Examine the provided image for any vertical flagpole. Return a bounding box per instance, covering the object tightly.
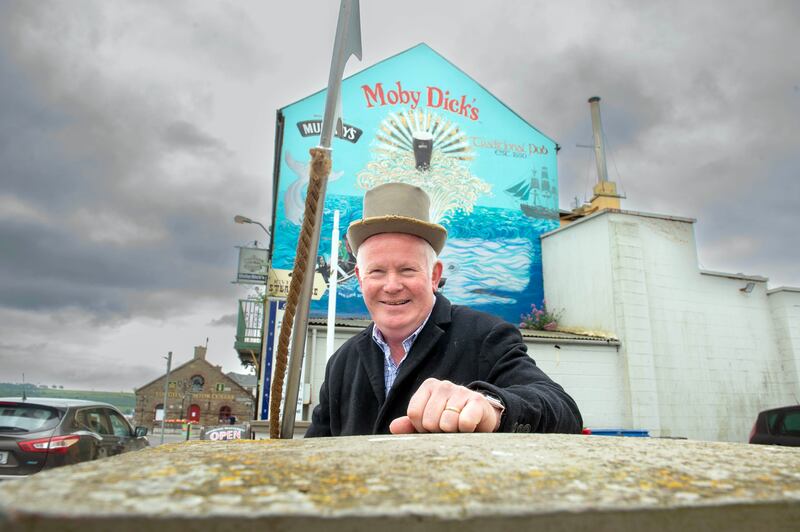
[326,210,340,360]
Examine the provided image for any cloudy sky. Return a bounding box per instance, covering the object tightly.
[1,1,797,391]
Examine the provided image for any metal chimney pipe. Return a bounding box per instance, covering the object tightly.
[588,96,609,183]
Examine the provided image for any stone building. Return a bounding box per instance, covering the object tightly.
[134,346,255,429]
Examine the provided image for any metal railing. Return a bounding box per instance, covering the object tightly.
[236,299,264,348]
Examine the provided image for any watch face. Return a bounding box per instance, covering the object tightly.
[482,393,505,413]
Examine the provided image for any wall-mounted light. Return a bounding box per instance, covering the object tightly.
[740,282,756,293]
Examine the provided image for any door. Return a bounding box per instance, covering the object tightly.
[188,404,200,423]
[76,408,115,459]
[105,408,140,453]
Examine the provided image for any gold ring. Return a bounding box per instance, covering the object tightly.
[444,406,462,414]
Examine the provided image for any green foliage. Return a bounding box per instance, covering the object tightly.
[0,383,136,415]
[519,301,563,331]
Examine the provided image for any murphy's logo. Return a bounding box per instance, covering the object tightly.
[296,120,363,143]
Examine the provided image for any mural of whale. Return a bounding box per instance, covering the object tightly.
[284,151,344,226]
[438,237,533,306]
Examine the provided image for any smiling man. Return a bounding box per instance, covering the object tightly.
[305,183,582,437]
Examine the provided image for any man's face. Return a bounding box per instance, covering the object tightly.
[356,233,443,344]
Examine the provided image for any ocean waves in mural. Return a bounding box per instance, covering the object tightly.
[272,193,558,320]
[438,238,532,306]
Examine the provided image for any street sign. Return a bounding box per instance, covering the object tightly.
[268,268,327,300]
[236,246,269,284]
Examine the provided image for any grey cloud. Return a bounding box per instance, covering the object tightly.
[208,313,237,327]
[163,121,229,154]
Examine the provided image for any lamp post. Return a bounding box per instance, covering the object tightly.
[234,214,271,422]
[160,351,172,445]
[234,215,271,246]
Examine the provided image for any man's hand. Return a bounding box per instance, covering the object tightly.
[389,378,501,434]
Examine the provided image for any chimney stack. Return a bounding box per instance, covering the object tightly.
[587,96,623,212]
[193,346,207,360]
[588,96,609,184]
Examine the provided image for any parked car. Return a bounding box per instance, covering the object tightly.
[749,405,800,447]
[0,397,149,479]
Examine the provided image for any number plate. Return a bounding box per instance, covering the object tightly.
[0,451,8,465]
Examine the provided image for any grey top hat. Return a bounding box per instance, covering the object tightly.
[346,183,447,255]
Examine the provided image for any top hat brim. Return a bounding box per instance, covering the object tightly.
[347,215,447,255]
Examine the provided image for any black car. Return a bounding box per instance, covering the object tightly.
[749,405,800,447]
[0,397,149,479]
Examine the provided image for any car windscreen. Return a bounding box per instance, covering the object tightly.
[0,403,61,433]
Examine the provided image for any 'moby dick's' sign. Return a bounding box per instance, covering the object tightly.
[362,81,480,121]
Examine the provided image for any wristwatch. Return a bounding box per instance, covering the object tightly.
[480,392,505,415]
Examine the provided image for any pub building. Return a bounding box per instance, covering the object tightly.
[134,346,255,430]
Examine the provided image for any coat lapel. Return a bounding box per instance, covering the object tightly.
[355,325,386,404]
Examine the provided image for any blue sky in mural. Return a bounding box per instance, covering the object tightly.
[273,44,559,323]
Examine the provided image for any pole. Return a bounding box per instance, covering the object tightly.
[588,96,609,183]
[160,351,172,445]
[326,210,340,360]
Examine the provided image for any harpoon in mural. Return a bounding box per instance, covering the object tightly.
[270,44,559,324]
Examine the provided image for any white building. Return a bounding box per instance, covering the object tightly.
[542,208,800,441]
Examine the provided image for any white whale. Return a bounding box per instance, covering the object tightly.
[284,151,344,226]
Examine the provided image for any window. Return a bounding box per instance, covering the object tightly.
[0,405,60,433]
[191,375,205,392]
[218,406,231,423]
[215,383,225,392]
[77,408,112,435]
[780,411,800,436]
[106,409,132,437]
[154,403,164,421]
[767,411,780,433]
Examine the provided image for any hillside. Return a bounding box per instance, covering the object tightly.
[0,383,135,415]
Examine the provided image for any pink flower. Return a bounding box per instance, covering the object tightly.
[543,322,557,331]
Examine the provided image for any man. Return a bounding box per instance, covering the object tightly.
[306,183,582,437]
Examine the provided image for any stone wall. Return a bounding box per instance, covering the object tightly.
[1,434,798,531]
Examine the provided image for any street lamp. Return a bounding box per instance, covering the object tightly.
[234,214,271,422]
[234,215,271,240]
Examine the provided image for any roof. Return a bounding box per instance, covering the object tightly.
[279,43,559,146]
[519,328,620,345]
[308,318,618,345]
[0,397,113,408]
[226,372,257,388]
[543,208,697,239]
[135,357,253,398]
[699,270,769,282]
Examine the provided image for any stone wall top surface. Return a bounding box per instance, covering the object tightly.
[1,434,799,531]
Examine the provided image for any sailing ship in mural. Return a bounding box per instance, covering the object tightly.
[505,166,559,220]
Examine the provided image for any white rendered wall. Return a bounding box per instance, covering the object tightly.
[768,288,800,395]
[527,341,626,429]
[543,211,799,442]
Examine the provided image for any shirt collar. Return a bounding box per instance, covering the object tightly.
[371,309,433,360]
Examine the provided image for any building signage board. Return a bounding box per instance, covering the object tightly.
[268,268,327,300]
[271,44,560,323]
[236,246,269,284]
[201,425,247,441]
[257,300,305,422]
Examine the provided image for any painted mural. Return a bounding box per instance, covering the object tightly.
[270,44,559,323]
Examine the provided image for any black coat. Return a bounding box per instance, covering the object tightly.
[305,294,583,437]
